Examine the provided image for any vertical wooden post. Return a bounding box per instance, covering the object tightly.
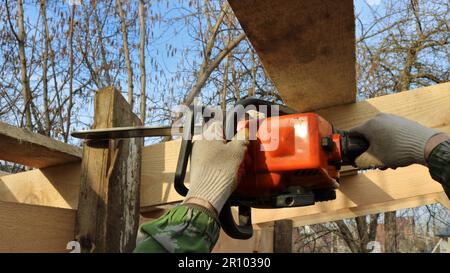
[273,219,293,253]
[75,87,143,253]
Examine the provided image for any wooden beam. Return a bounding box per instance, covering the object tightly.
[75,87,143,253]
[290,192,442,228]
[213,227,274,253]
[0,162,79,209]
[317,82,450,129]
[436,192,450,210]
[0,201,75,253]
[0,121,81,168]
[273,220,293,253]
[228,0,356,112]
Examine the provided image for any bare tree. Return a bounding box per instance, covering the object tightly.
[116,0,134,107]
[138,0,146,122]
[6,0,32,129]
[182,2,246,106]
[39,0,50,135]
[64,4,76,143]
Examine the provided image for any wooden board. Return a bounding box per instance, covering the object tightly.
[436,192,450,211]
[0,162,80,209]
[0,121,82,168]
[0,201,75,253]
[317,82,450,129]
[228,0,356,112]
[289,192,444,228]
[1,191,447,253]
[75,87,143,253]
[213,227,273,253]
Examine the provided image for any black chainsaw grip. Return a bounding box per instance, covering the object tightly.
[219,203,253,240]
[340,130,370,166]
[174,107,195,197]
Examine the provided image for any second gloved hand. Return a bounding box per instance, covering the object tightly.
[350,113,441,169]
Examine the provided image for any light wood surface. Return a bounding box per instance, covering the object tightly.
[228,0,356,112]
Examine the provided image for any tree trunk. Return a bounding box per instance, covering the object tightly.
[138,0,146,123]
[384,211,398,252]
[93,5,113,87]
[355,216,369,253]
[116,0,134,107]
[221,55,230,112]
[39,0,51,136]
[16,0,33,129]
[230,50,240,101]
[334,220,359,253]
[64,4,76,143]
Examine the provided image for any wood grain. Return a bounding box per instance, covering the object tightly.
[0,201,75,253]
[228,0,356,111]
[0,121,81,168]
[75,87,143,253]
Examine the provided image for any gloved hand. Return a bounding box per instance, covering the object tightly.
[349,113,441,169]
[183,121,249,217]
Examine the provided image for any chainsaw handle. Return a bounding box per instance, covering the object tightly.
[219,203,253,240]
[174,106,195,197]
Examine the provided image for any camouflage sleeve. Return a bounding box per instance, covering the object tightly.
[133,204,220,253]
[427,139,450,199]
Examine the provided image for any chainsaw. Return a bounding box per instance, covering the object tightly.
[72,98,369,240]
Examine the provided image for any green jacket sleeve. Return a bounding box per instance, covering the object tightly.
[427,139,450,199]
[133,204,220,253]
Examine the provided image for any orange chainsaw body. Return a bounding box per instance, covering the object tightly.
[235,113,342,198]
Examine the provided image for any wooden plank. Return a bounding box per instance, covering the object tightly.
[228,0,356,112]
[0,121,81,168]
[290,192,442,228]
[436,192,450,210]
[213,227,273,253]
[75,87,143,253]
[0,162,80,209]
[0,201,75,253]
[273,220,293,253]
[317,82,450,129]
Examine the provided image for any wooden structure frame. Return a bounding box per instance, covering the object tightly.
[0,82,448,252]
[0,1,449,252]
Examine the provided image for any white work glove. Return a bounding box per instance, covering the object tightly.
[350,113,441,169]
[183,121,249,216]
